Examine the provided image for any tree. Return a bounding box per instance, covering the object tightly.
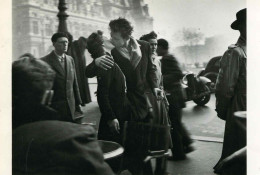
[174,28,204,64]
[174,27,204,46]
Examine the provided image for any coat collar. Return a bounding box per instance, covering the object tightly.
[237,36,246,56]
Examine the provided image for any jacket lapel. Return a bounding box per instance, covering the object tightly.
[64,55,70,76]
[49,51,65,76]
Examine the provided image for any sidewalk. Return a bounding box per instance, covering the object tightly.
[79,102,222,175]
[166,140,221,175]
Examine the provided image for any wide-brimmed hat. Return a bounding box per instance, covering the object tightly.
[231,8,246,30]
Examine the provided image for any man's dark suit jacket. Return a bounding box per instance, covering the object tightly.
[13,121,114,175]
[86,40,158,121]
[41,51,82,121]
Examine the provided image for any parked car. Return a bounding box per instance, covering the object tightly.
[198,56,222,92]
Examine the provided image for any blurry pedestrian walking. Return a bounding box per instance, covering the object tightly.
[157,38,194,161]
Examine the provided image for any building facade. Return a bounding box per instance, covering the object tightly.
[13,0,153,59]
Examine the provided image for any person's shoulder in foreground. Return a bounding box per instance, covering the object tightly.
[12,55,114,175]
[13,121,114,175]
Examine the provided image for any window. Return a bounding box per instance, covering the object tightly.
[45,24,52,36]
[32,21,39,34]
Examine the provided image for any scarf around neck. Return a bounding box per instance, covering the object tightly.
[115,37,142,69]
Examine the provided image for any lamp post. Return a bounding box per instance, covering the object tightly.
[57,0,69,32]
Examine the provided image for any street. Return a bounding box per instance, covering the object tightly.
[183,94,225,142]
[166,94,225,175]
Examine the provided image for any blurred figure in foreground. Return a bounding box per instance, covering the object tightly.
[12,55,114,175]
[214,8,247,175]
[157,39,193,161]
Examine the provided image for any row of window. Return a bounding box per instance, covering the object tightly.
[32,21,52,36]
[32,20,107,37]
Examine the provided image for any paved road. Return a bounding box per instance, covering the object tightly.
[182,94,225,141]
[167,94,224,175]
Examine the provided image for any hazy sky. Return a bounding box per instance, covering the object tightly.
[144,0,246,46]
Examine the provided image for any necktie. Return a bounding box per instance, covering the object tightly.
[60,56,65,69]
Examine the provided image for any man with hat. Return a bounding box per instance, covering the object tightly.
[214,8,247,175]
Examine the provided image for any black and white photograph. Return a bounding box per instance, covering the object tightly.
[1,0,260,174]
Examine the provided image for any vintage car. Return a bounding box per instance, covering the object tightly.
[198,56,222,92]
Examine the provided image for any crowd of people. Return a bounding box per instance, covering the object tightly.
[12,8,246,175]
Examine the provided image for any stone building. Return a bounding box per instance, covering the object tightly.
[12,0,153,59]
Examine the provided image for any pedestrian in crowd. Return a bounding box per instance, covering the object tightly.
[86,31,129,144]
[41,32,82,122]
[139,31,170,126]
[85,18,161,175]
[214,8,247,175]
[157,38,194,161]
[140,31,172,175]
[12,55,114,175]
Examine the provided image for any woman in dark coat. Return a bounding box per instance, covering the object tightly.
[87,31,129,144]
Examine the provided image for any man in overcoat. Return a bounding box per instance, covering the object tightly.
[41,32,82,122]
[214,8,247,175]
[66,34,92,105]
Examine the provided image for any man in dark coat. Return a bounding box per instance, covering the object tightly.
[214,8,247,175]
[41,32,82,122]
[157,38,193,161]
[67,34,92,105]
[12,55,114,175]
